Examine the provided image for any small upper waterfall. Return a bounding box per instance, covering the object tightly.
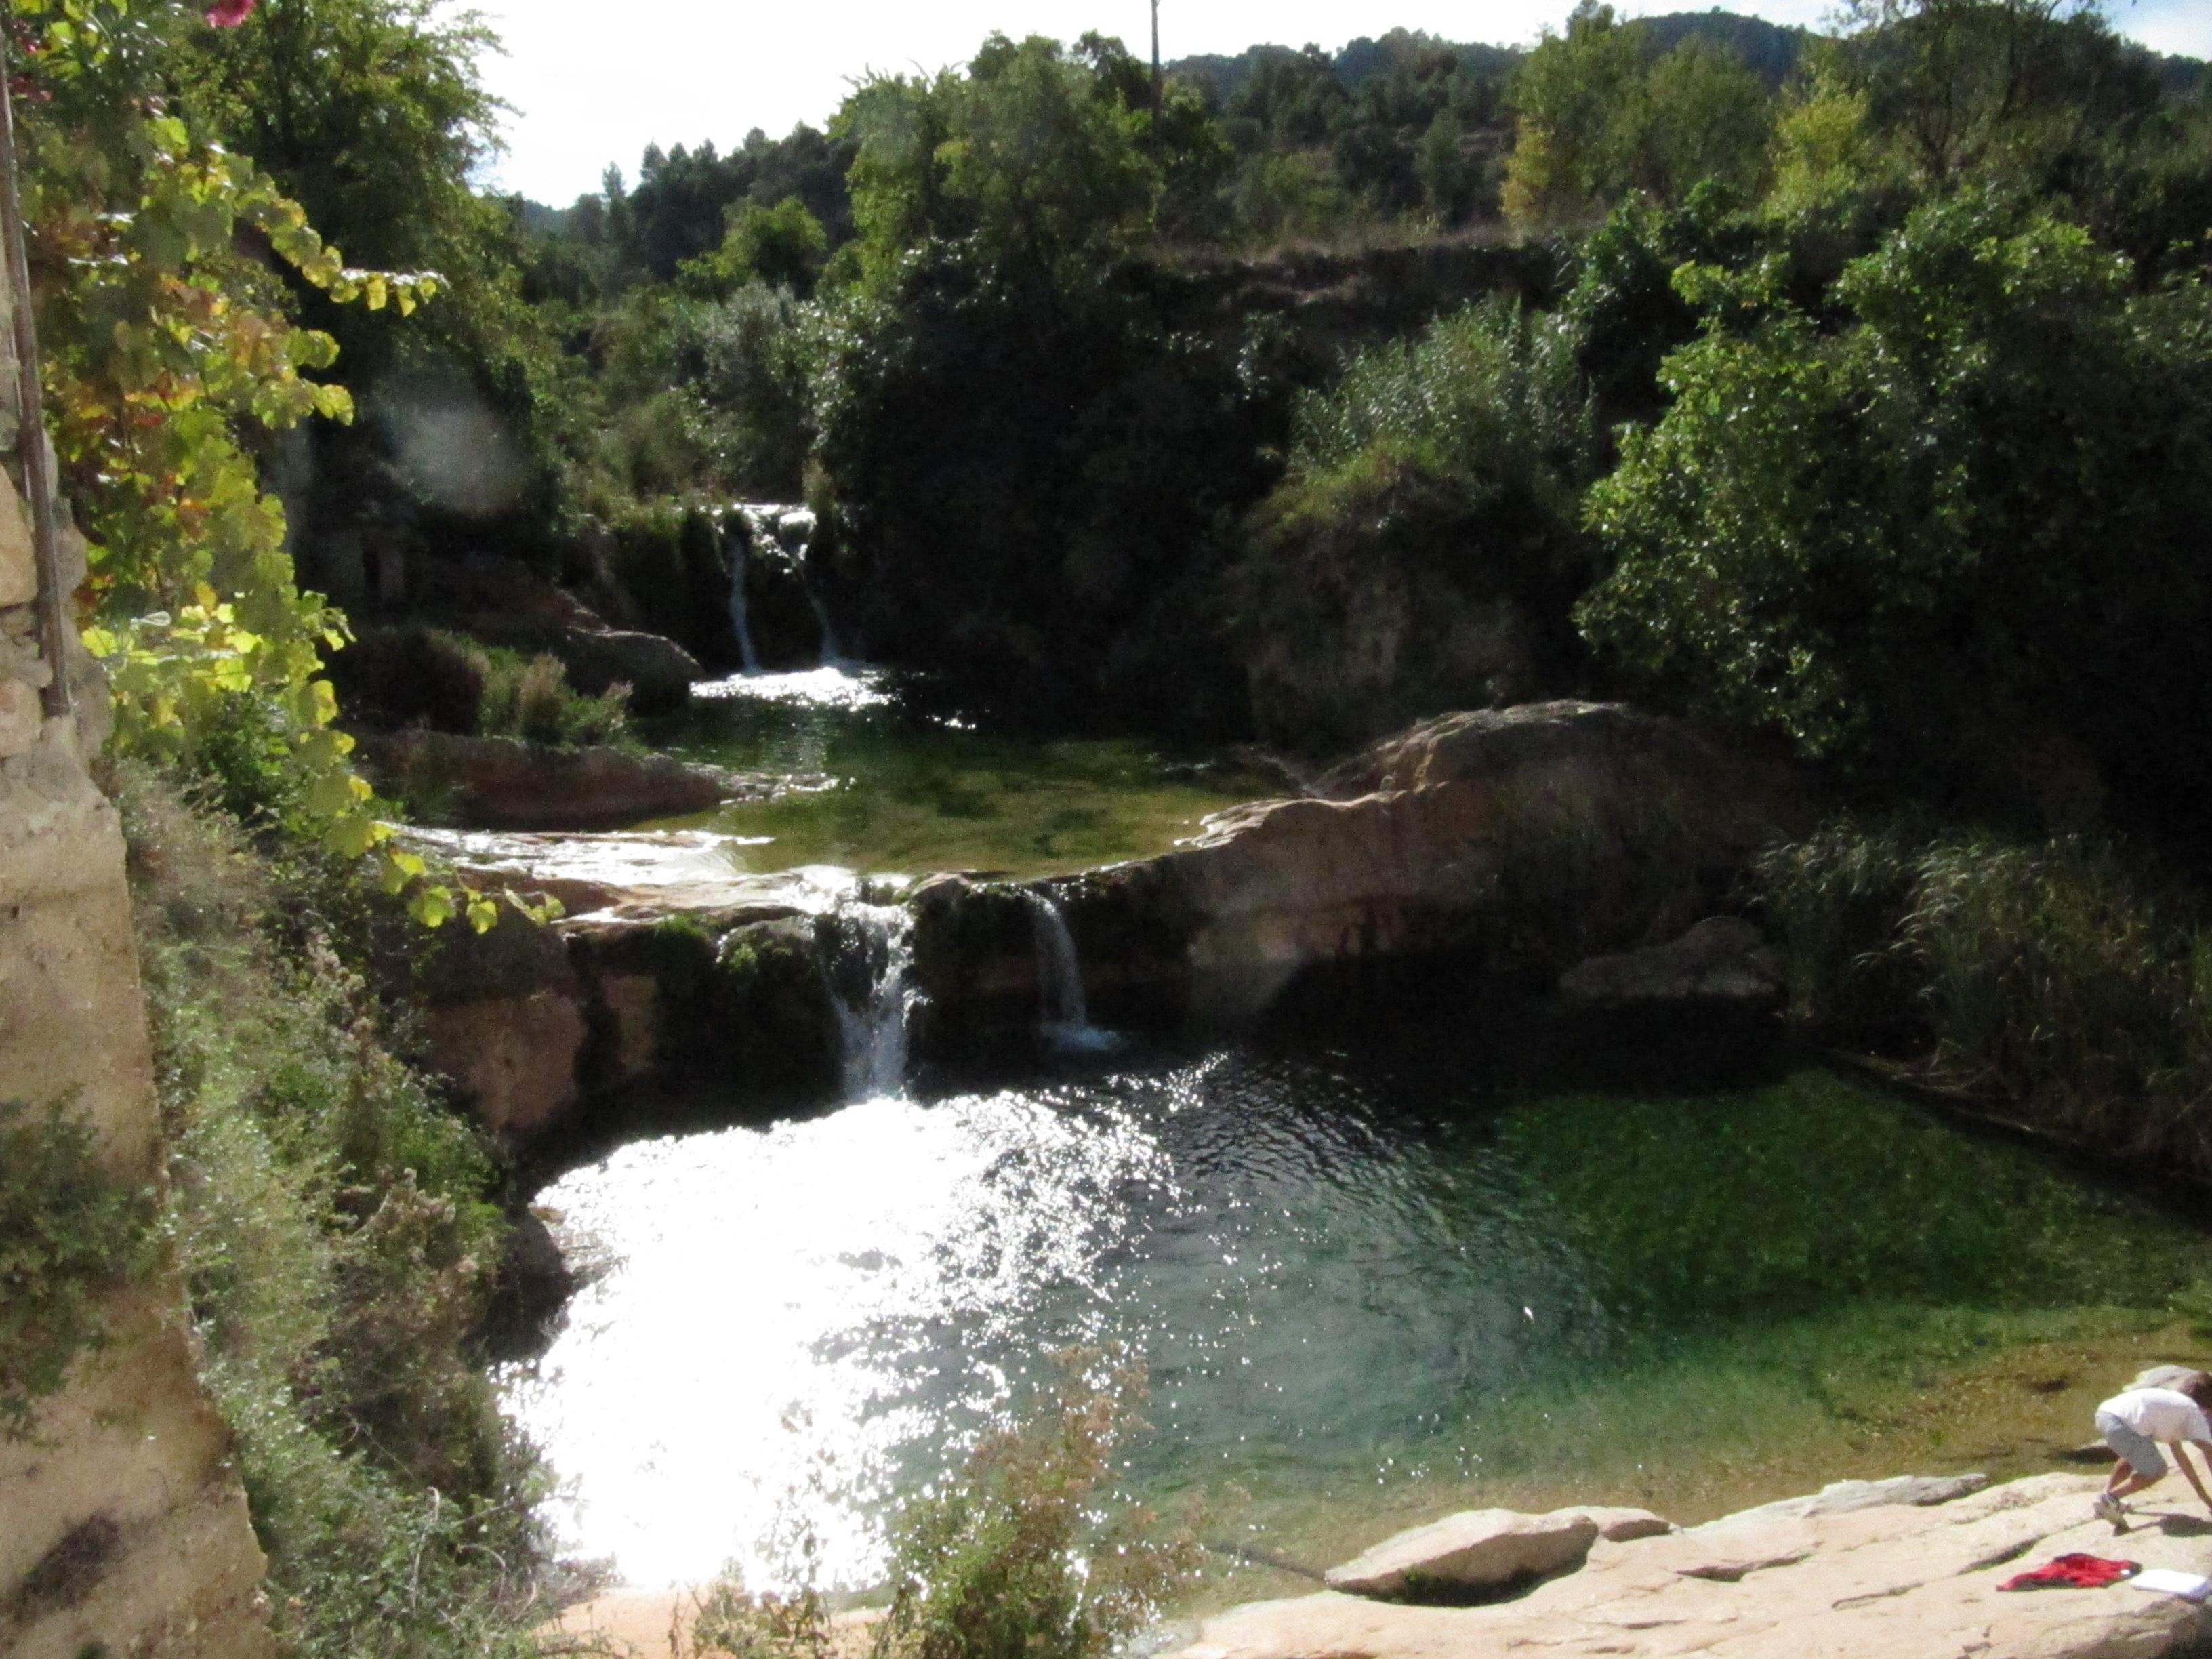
[827,903,916,1099]
[725,514,764,674]
[1023,890,1118,1054]
[728,502,841,669]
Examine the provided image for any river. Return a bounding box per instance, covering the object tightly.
[500,669,2212,1607]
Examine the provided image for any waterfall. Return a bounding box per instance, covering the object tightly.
[807,588,843,668]
[1023,891,1118,1054]
[828,903,916,1099]
[725,512,763,674]
[775,507,842,667]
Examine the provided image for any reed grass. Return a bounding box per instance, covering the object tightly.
[1755,823,2212,1179]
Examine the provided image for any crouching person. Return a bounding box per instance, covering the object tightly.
[2093,1374,2212,1528]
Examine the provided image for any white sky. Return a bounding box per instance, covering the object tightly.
[471,0,2212,206]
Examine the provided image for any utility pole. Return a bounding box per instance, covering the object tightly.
[1151,0,1162,115]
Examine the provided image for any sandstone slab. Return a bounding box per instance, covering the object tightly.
[1151,702,1796,1023]
[1571,1504,1676,1542]
[1324,1507,1600,1598]
[1167,1473,2207,1659]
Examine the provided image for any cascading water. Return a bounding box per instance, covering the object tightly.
[727,503,843,669]
[724,512,764,674]
[827,903,916,1099]
[1023,890,1118,1053]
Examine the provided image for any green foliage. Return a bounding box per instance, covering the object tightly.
[869,1349,1202,1659]
[23,0,513,935]
[1580,192,2212,817]
[1752,821,1925,1046]
[117,762,559,1658]
[572,281,815,508]
[1755,823,2212,1179]
[680,199,832,299]
[1232,298,1598,747]
[835,35,1160,289]
[175,0,571,563]
[812,243,1267,731]
[1502,2,1650,228]
[477,650,635,749]
[1504,4,1774,230]
[0,1100,157,1441]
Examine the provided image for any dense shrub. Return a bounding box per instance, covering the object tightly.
[117,764,560,1658]
[326,626,491,737]
[1582,194,2212,833]
[605,501,741,666]
[870,1350,1200,1659]
[1231,297,1598,750]
[813,245,1270,733]
[478,650,636,749]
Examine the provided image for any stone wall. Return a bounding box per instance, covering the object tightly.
[0,214,271,1656]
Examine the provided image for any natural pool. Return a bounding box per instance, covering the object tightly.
[504,1027,2212,1601]
[637,668,1271,878]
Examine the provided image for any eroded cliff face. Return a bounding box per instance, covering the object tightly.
[0,248,271,1658]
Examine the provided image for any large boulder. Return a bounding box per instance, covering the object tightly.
[1324,1509,1601,1599]
[355,730,730,830]
[546,628,701,708]
[1151,701,1797,1023]
[1557,916,1783,1010]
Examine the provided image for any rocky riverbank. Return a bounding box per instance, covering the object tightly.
[1166,1472,2212,1659]
[402,699,1805,1150]
[536,1471,2212,1659]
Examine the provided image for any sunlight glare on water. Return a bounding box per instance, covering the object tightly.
[505,1090,1168,1589]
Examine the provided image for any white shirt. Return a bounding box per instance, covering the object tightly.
[2100,1387,2212,1442]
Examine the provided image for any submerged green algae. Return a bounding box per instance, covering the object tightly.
[638,670,1269,877]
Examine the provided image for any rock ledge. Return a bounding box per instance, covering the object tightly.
[1170,1473,2212,1659]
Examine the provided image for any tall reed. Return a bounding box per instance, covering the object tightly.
[1755,823,2212,1178]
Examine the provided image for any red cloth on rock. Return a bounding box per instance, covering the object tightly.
[1999,1553,2141,1591]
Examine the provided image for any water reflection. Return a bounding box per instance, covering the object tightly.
[506,1044,2206,1591]
[506,1047,1595,1588]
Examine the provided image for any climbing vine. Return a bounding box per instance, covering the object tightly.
[14,0,508,927]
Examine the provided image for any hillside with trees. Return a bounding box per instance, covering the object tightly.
[9,0,2212,1652]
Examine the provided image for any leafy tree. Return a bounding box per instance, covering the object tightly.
[22,0,513,928]
[1579,193,2212,825]
[1502,1,1647,230]
[1639,38,1775,202]
[834,35,1160,287]
[174,0,569,570]
[678,197,831,298]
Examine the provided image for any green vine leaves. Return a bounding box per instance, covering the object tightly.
[20,0,527,930]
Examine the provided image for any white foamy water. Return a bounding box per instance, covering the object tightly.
[504,1092,1168,1589]
[691,665,892,710]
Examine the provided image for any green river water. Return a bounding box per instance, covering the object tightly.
[506,671,2212,1604]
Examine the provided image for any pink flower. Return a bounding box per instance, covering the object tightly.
[206,0,256,25]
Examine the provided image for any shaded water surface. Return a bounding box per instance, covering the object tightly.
[638,668,1270,878]
[506,1034,2207,1590]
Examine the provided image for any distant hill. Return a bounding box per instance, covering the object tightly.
[1170,8,2200,100]
[1166,10,1808,101]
